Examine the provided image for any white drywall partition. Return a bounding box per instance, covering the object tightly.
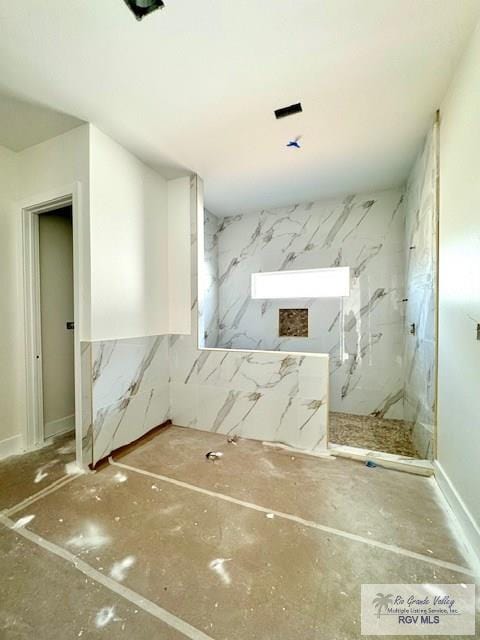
[88,127,169,340]
[167,176,191,334]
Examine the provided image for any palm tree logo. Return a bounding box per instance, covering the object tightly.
[373,593,394,618]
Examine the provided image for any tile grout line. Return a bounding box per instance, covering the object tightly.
[109,458,474,577]
[3,474,81,517]
[0,513,214,640]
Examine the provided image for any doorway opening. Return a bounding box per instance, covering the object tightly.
[38,206,75,440]
[23,191,80,455]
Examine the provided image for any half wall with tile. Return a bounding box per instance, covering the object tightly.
[170,177,329,453]
[81,177,330,466]
[81,336,170,466]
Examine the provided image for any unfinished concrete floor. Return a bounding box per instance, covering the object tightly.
[0,425,477,639]
[329,412,419,458]
[0,432,76,511]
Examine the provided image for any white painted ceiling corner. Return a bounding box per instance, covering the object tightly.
[0,0,479,214]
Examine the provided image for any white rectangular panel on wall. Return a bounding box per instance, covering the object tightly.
[251,267,350,299]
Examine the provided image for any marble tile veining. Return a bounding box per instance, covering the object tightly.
[403,125,437,460]
[81,177,330,466]
[171,177,330,454]
[203,190,406,419]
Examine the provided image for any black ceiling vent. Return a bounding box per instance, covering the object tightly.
[124,0,165,20]
[274,102,303,119]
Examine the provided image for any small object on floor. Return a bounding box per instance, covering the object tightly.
[227,435,239,445]
[365,460,378,468]
[205,451,223,461]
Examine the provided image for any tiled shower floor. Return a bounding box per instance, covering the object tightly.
[329,412,418,457]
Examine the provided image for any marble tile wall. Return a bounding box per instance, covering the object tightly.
[204,189,406,419]
[203,209,220,345]
[403,126,438,459]
[80,341,93,466]
[81,176,330,466]
[85,335,170,466]
[171,176,329,452]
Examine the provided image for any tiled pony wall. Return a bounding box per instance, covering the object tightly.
[81,336,170,467]
[204,189,406,419]
[403,127,438,459]
[169,180,329,458]
[81,178,330,467]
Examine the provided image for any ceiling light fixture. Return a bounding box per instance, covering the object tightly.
[123,0,165,21]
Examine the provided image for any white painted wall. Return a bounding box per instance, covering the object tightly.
[19,125,91,338]
[167,176,191,334]
[0,127,90,457]
[0,145,21,454]
[0,123,189,460]
[88,127,169,340]
[436,22,480,561]
[39,210,75,437]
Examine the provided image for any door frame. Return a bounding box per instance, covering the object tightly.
[22,183,82,453]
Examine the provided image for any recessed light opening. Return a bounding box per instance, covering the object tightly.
[274,102,303,119]
[123,0,165,20]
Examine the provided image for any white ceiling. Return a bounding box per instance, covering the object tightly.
[0,92,83,151]
[0,0,479,215]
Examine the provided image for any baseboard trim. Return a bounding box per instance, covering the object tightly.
[0,434,23,461]
[44,414,75,439]
[434,460,480,576]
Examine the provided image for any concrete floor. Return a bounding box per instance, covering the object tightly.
[0,425,477,639]
[329,412,418,458]
[0,432,76,510]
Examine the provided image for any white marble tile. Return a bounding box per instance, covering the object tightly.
[403,126,437,457]
[82,176,330,466]
[92,386,169,464]
[85,335,170,465]
[92,336,168,412]
[204,188,406,417]
[80,341,93,467]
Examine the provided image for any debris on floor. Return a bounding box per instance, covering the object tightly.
[12,514,35,529]
[209,558,232,585]
[110,555,136,582]
[365,460,378,468]
[227,434,239,445]
[205,451,223,461]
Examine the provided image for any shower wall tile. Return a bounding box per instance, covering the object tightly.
[81,176,330,466]
[204,189,406,418]
[170,176,330,452]
[203,209,220,346]
[403,127,437,459]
